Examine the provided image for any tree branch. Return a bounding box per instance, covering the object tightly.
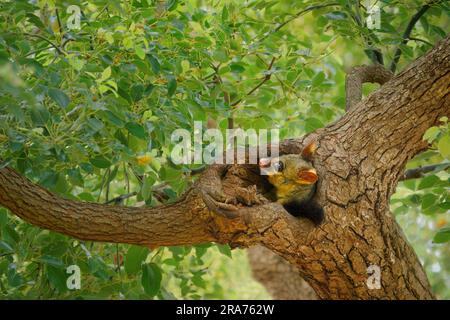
[231,57,276,107]
[345,64,393,110]
[408,36,434,47]
[0,167,215,247]
[23,33,65,55]
[389,0,440,73]
[0,165,313,249]
[399,163,450,181]
[104,192,137,205]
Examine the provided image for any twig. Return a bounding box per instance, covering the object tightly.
[255,53,301,99]
[345,64,393,110]
[389,0,440,73]
[231,57,276,107]
[96,168,109,202]
[407,37,434,47]
[104,192,137,205]
[399,163,450,181]
[258,3,339,43]
[24,45,53,57]
[55,8,63,35]
[211,64,233,128]
[23,33,65,55]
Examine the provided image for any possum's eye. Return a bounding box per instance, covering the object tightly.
[273,161,284,172]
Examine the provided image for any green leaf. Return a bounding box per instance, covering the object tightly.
[102,110,125,127]
[402,179,416,191]
[421,193,437,210]
[393,205,408,216]
[6,104,25,122]
[167,0,178,11]
[423,126,440,142]
[40,255,64,268]
[437,135,450,159]
[141,175,155,200]
[47,265,68,292]
[418,175,440,190]
[167,77,177,97]
[0,240,13,252]
[77,192,95,202]
[135,46,146,60]
[146,54,160,74]
[99,67,112,82]
[433,227,450,244]
[48,88,70,108]
[126,122,146,139]
[7,265,23,287]
[89,156,111,168]
[312,72,325,87]
[221,5,229,22]
[217,244,232,258]
[26,13,45,29]
[305,117,324,133]
[181,60,190,73]
[230,63,245,73]
[125,245,149,275]
[87,118,104,132]
[141,263,162,297]
[213,49,228,63]
[0,209,7,227]
[131,84,144,102]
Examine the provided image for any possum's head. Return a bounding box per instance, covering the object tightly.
[258,142,318,188]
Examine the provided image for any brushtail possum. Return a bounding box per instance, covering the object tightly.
[259,142,324,225]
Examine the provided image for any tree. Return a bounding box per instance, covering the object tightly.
[0,0,449,299]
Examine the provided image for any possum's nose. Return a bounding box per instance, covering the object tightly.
[259,158,272,168]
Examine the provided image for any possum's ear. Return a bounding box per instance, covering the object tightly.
[301,141,317,160]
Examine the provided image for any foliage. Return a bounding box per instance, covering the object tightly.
[0,0,448,299]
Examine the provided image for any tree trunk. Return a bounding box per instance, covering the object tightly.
[247,246,317,300]
[0,35,449,299]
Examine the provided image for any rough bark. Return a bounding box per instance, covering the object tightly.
[0,35,449,299]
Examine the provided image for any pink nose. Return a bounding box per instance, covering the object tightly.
[259,158,271,168]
